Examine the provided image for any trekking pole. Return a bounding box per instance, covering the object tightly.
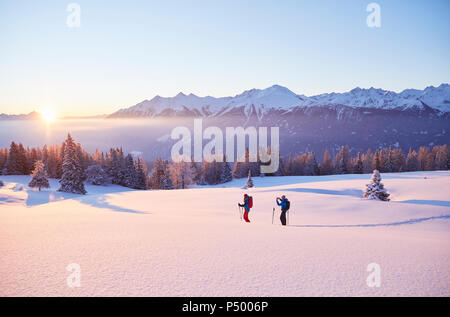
[238,206,242,220]
[287,211,289,226]
[272,207,275,224]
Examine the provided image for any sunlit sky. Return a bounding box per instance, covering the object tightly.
[0,0,449,116]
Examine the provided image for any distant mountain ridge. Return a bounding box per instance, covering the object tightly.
[0,111,41,121]
[108,84,450,119]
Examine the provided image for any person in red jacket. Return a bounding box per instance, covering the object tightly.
[238,194,251,222]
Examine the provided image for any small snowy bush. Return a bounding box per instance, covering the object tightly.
[85,165,109,185]
[0,179,4,187]
[364,169,390,201]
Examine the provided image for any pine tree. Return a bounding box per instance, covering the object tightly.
[391,148,406,172]
[42,144,49,173]
[372,150,381,171]
[220,154,233,183]
[424,152,435,171]
[56,141,65,178]
[5,142,22,175]
[27,148,39,174]
[28,160,50,191]
[58,134,86,194]
[133,157,149,190]
[245,170,254,188]
[353,152,364,174]
[232,147,252,179]
[320,149,333,175]
[435,145,448,170]
[364,170,390,201]
[161,160,174,189]
[170,160,194,189]
[190,159,203,185]
[151,158,166,189]
[0,148,8,174]
[382,146,394,173]
[17,143,28,174]
[85,164,109,185]
[362,149,373,174]
[202,158,222,185]
[405,148,420,171]
[417,146,430,171]
[123,154,137,188]
[107,149,124,185]
[334,146,349,174]
[304,152,319,175]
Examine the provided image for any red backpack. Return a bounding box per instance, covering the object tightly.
[248,196,253,208]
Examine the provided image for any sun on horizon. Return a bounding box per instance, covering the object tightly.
[41,109,56,123]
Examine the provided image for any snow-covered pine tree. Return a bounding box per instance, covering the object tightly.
[85,164,109,185]
[220,154,233,183]
[245,170,254,188]
[150,158,167,189]
[27,148,39,174]
[17,143,28,174]
[58,134,86,194]
[364,170,390,201]
[28,160,50,191]
[107,149,124,185]
[5,141,22,175]
[134,157,149,190]
[123,154,137,188]
[162,160,174,189]
[42,144,49,173]
[56,141,65,179]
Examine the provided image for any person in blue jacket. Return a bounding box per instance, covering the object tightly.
[276,195,289,226]
[238,194,251,222]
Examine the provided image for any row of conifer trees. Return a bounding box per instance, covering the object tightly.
[0,134,449,194]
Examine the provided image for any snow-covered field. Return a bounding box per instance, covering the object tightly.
[1,172,449,296]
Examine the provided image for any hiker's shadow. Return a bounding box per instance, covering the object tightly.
[76,193,149,214]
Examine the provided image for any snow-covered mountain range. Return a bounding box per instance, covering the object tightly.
[0,111,41,121]
[107,83,450,160]
[109,84,450,119]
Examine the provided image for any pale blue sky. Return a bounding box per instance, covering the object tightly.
[0,0,449,116]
